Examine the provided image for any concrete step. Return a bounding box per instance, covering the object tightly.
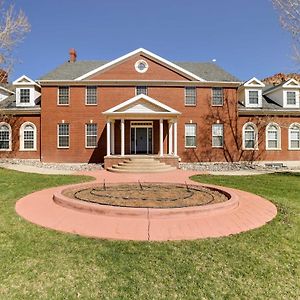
[107,166,176,173]
[112,164,170,170]
[107,157,176,173]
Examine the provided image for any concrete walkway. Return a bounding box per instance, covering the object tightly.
[15,169,277,241]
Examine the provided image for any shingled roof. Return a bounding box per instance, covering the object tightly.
[39,60,240,82]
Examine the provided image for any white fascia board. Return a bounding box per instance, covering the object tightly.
[103,94,181,115]
[0,86,14,94]
[13,75,41,87]
[282,78,300,88]
[75,48,206,82]
[243,77,265,87]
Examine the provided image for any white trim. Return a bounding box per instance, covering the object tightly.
[242,122,258,150]
[283,90,299,108]
[19,122,37,151]
[0,86,14,94]
[265,122,281,150]
[184,86,197,106]
[13,75,40,87]
[121,119,125,156]
[57,123,70,149]
[103,94,181,115]
[75,48,206,81]
[173,120,177,156]
[245,89,263,108]
[57,86,70,106]
[135,60,149,73]
[282,78,300,88]
[85,123,98,149]
[85,86,98,106]
[288,122,300,150]
[212,123,224,148]
[243,77,265,88]
[185,123,197,148]
[264,79,300,96]
[0,122,12,151]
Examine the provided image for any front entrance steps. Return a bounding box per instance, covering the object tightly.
[107,157,177,173]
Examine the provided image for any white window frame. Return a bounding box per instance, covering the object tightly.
[57,87,70,106]
[288,123,300,150]
[242,122,258,150]
[57,123,70,148]
[185,123,197,148]
[184,87,196,106]
[0,122,12,151]
[212,87,224,106]
[212,124,224,148]
[19,122,37,151]
[85,123,98,148]
[283,90,299,108]
[265,123,281,150]
[20,88,31,103]
[135,86,148,96]
[85,86,97,105]
[245,89,262,108]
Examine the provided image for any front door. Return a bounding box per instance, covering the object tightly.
[130,121,153,154]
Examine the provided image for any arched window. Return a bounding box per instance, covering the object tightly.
[0,123,11,150]
[20,122,37,151]
[289,123,300,150]
[243,123,257,150]
[266,123,280,150]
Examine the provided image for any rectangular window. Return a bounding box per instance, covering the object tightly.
[136,86,148,95]
[212,88,224,106]
[286,91,296,105]
[86,123,97,148]
[86,86,97,105]
[249,91,259,104]
[185,124,196,147]
[58,87,69,105]
[212,124,224,147]
[20,89,30,103]
[58,123,69,148]
[0,125,10,150]
[185,87,196,106]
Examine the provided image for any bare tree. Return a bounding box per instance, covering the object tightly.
[0,0,30,82]
[272,0,300,62]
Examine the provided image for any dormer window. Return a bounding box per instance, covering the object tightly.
[249,91,259,105]
[20,89,30,103]
[286,91,296,105]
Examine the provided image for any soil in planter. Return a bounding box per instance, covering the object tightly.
[63,183,229,208]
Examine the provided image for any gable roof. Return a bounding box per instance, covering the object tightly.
[263,78,300,95]
[39,49,240,83]
[75,48,206,81]
[39,60,239,82]
[103,94,180,116]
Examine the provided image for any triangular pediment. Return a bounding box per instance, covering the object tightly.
[103,94,180,115]
[282,78,300,88]
[244,77,265,87]
[75,48,205,82]
[13,75,40,87]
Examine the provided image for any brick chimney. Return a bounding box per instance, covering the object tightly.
[69,48,77,63]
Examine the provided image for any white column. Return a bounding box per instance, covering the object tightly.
[121,118,125,156]
[173,119,177,156]
[168,120,173,155]
[111,120,115,155]
[106,120,111,156]
[159,118,164,157]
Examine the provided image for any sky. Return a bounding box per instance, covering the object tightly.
[9,0,298,81]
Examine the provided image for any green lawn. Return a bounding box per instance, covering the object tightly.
[0,168,299,299]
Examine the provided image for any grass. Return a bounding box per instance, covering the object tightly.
[0,168,299,299]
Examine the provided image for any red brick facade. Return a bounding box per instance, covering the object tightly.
[1,50,299,165]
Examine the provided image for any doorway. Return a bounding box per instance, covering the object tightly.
[130,121,153,154]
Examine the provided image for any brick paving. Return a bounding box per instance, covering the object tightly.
[15,169,277,241]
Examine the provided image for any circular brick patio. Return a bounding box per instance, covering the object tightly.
[15,170,277,241]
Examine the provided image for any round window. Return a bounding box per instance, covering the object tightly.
[135,60,149,73]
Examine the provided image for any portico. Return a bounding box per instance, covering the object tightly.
[102,94,180,169]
